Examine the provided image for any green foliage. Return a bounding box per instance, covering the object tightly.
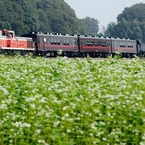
[117,3,145,23]
[81,17,99,36]
[114,51,122,59]
[105,3,145,42]
[1,55,145,144]
[0,0,85,35]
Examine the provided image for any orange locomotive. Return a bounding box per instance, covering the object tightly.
[0,29,35,52]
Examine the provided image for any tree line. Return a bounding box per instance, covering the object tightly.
[105,3,145,43]
[0,0,86,35]
[0,1,145,42]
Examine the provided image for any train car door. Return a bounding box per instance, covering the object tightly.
[111,39,115,54]
[37,36,45,51]
[37,36,44,51]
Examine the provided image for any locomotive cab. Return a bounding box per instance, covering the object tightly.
[0,29,35,52]
[2,29,15,38]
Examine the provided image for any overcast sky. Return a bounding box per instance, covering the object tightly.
[64,0,144,28]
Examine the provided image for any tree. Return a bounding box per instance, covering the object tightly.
[105,22,117,37]
[117,3,145,23]
[81,17,99,36]
[0,0,85,35]
[105,3,145,42]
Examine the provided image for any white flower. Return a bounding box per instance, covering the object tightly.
[67,118,74,122]
[140,142,145,145]
[38,139,49,145]
[90,133,93,136]
[66,129,71,133]
[0,103,7,109]
[13,121,22,128]
[23,123,31,128]
[30,104,35,109]
[39,97,48,103]
[62,106,68,111]
[25,97,36,102]
[53,121,60,127]
[13,122,31,128]
[36,129,41,134]
[0,86,9,95]
[102,137,107,141]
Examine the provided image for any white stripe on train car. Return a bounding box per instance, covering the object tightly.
[1,47,35,51]
[16,37,32,40]
[0,37,33,41]
[0,37,7,40]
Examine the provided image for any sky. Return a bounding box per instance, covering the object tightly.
[64,0,144,29]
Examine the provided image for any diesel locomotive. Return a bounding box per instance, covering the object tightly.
[0,29,145,57]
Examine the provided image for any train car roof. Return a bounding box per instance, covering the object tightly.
[79,35,111,40]
[36,33,78,38]
[21,33,37,38]
[111,37,136,41]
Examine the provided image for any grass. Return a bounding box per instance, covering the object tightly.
[0,55,145,145]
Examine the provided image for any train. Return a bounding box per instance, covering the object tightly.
[0,29,145,57]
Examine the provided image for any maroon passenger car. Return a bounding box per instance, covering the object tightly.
[36,33,79,56]
[78,36,111,57]
[111,38,137,57]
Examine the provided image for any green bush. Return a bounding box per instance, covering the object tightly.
[0,55,145,145]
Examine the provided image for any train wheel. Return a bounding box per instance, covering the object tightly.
[112,53,115,58]
[103,53,106,58]
[130,54,133,58]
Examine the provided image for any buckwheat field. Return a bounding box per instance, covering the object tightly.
[0,55,145,145]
